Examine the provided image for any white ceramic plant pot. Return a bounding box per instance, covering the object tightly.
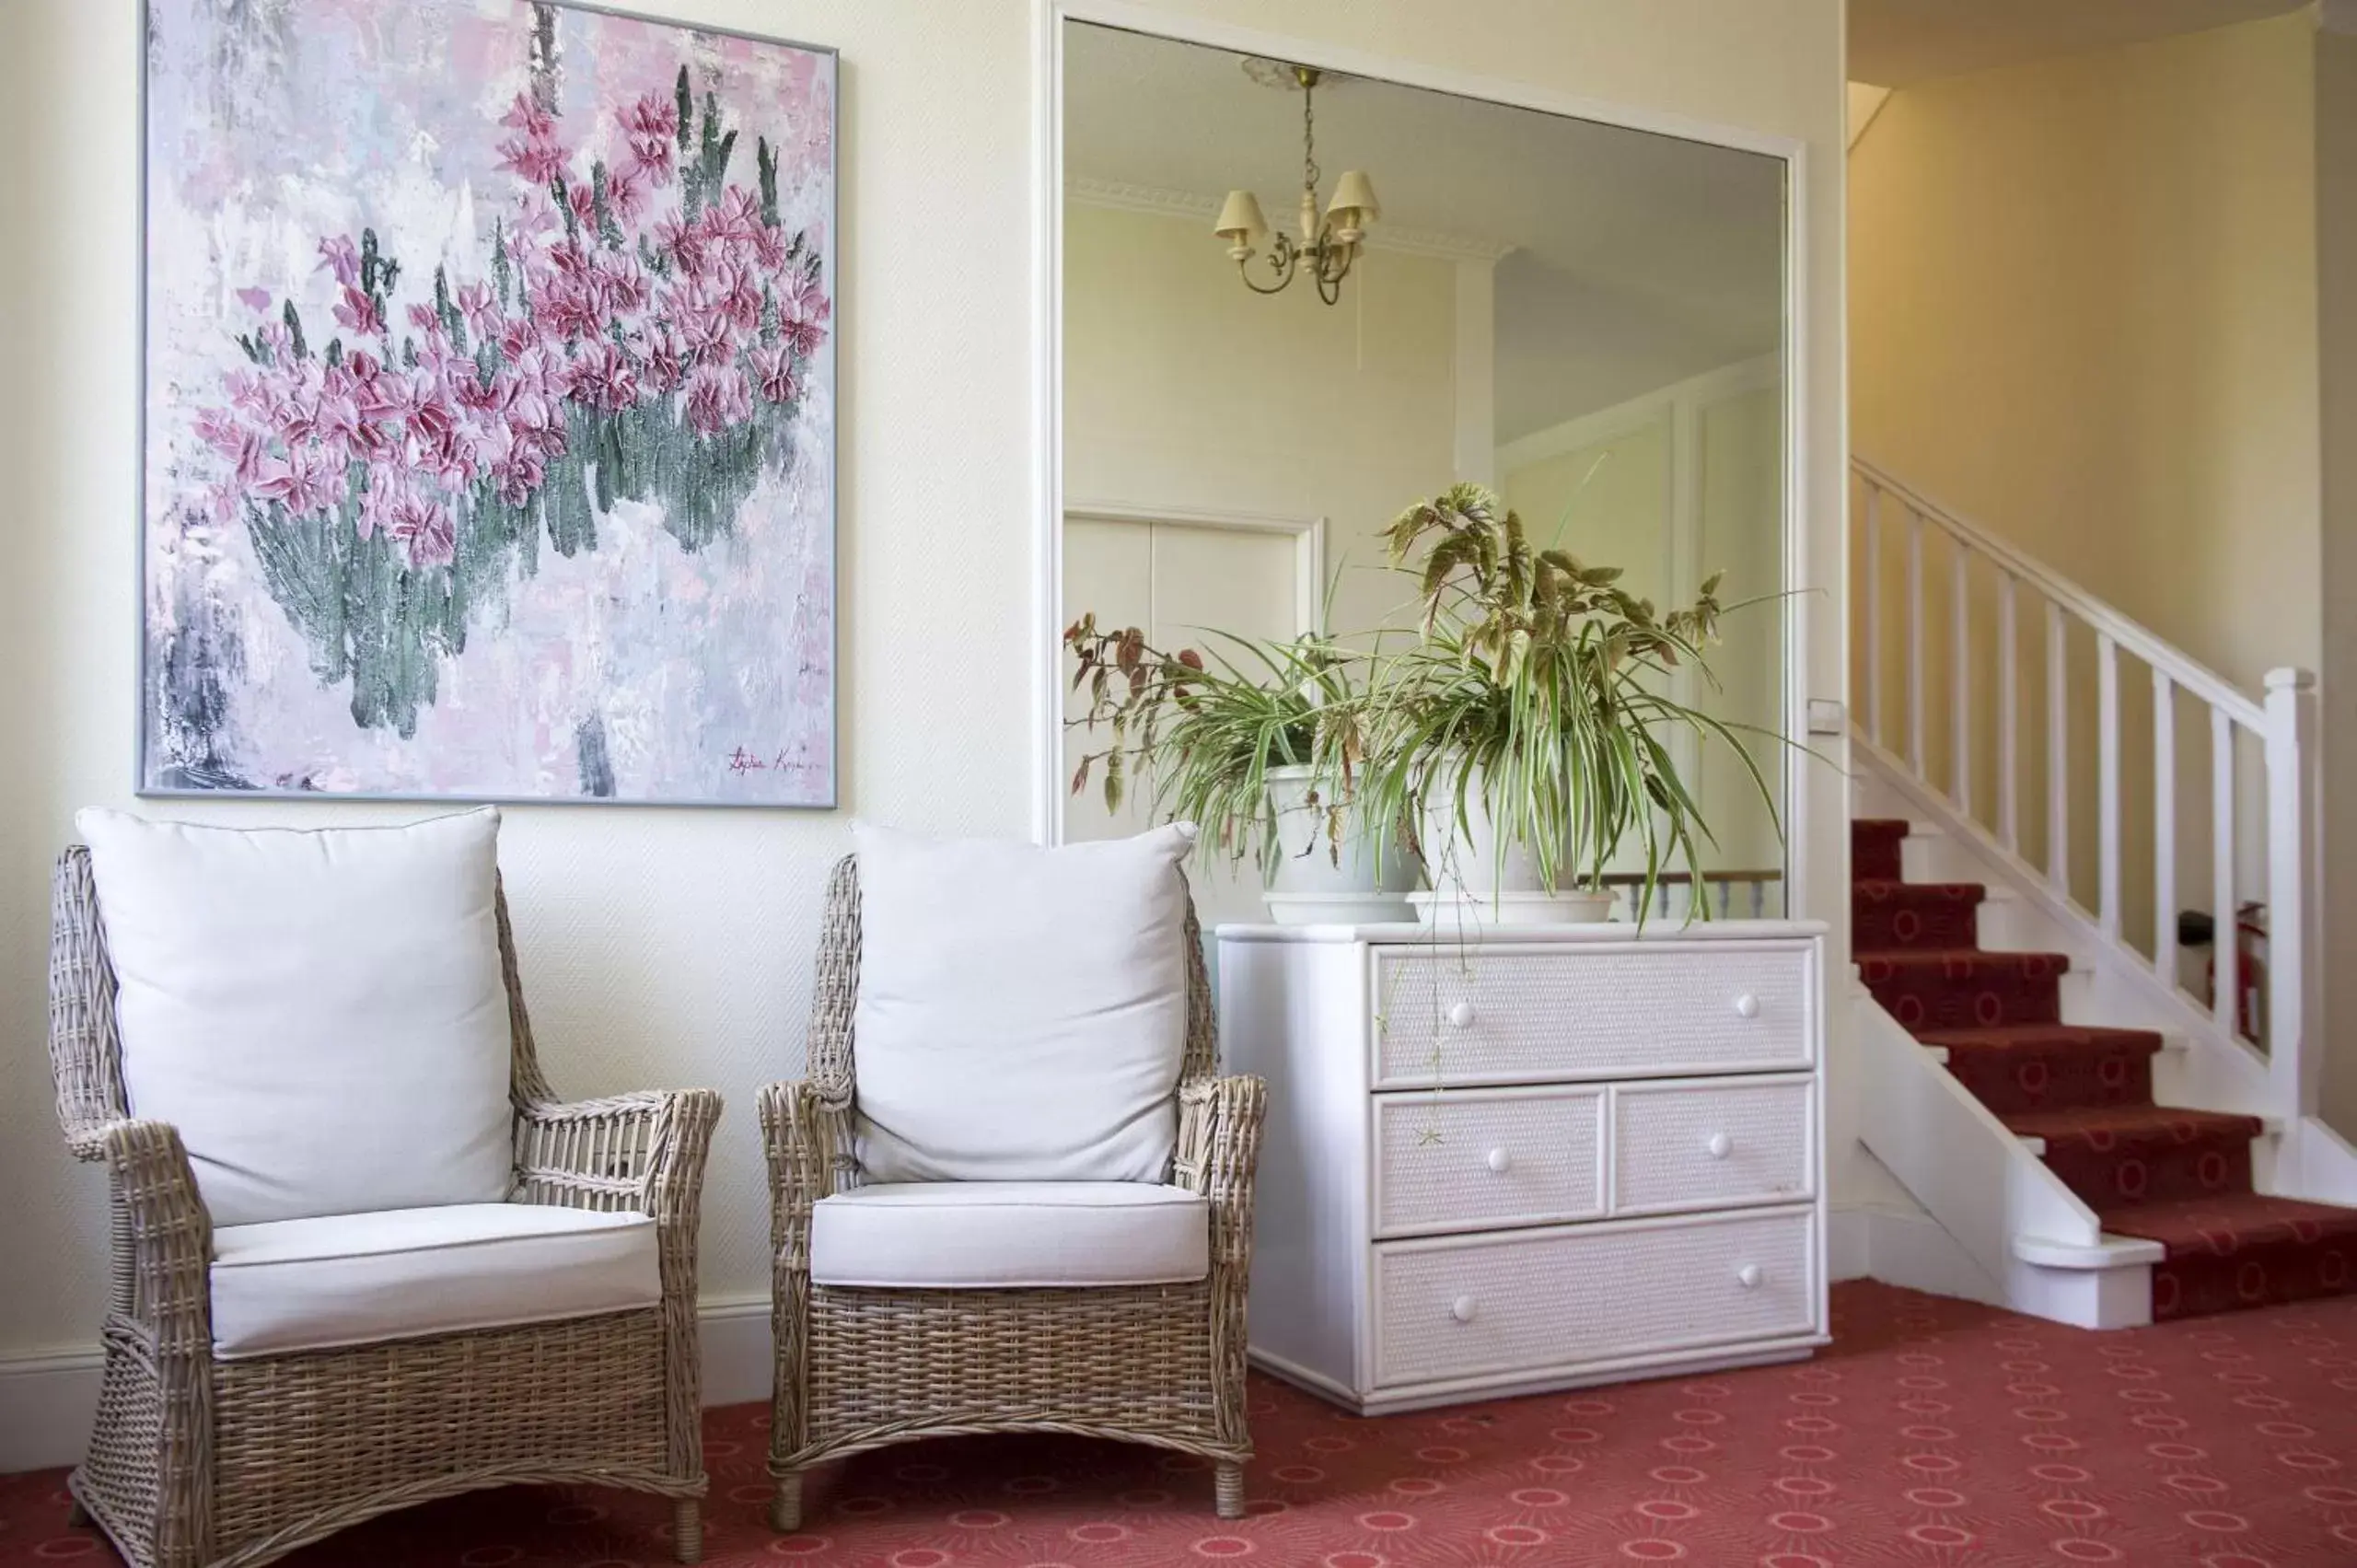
[1414,779,1619,925]
[1260,765,1418,925]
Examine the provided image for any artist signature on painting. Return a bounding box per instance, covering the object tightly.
[726,747,823,777]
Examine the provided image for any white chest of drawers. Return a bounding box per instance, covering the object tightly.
[1219,920,1829,1414]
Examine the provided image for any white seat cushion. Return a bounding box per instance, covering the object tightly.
[808,1181,1210,1288]
[75,807,513,1226]
[849,822,1195,1184]
[210,1202,661,1359]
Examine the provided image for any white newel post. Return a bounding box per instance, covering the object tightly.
[2263,668,2323,1134]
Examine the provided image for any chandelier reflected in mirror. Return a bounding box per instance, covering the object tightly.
[1213,60,1380,305]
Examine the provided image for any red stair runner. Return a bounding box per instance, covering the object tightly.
[1852,818,2357,1321]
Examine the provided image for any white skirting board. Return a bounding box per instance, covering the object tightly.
[0,1294,776,1477]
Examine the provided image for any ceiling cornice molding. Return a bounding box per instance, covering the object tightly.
[1066,176,1516,264]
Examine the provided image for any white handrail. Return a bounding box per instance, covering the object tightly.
[1852,457,2265,731]
[1852,456,2322,1144]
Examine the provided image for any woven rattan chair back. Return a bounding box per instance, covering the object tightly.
[45,842,720,1568]
[764,853,1262,1527]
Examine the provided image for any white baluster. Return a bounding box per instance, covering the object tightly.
[1952,537,1972,814]
[2047,599,2070,894]
[1908,508,1926,775]
[2264,669,2321,1121]
[1865,482,1884,747]
[2153,669,2177,986]
[2212,705,2238,1040]
[2097,633,2121,940]
[1998,571,2019,853]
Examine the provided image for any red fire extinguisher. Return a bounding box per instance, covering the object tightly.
[2203,900,2267,1041]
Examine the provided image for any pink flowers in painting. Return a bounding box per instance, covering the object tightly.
[187,66,830,738]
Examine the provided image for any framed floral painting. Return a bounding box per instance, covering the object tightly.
[140,0,836,805]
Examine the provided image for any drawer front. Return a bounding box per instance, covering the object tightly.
[1374,1209,1815,1389]
[1611,1076,1815,1216]
[1373,1088,1604,1237]
[1371,943,1812,1089]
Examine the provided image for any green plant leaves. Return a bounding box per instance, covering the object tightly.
[1059,480,1784,913]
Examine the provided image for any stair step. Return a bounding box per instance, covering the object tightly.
[1856,947,2069,1030]
[1854,879,1987,953]
[2011,1231,2165,1270]
[2100,1194,2357,1320]
[2010,1105,2263,1210]
[1917,1024,2163,1115]
[1852,818,1909,881]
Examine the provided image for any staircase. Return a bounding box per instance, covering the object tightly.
[1853,817,2357,1320]
[1847,459,2357,1328]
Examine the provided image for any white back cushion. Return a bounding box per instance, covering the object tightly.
[76,807,514,1226]
[850,822,1195,1183]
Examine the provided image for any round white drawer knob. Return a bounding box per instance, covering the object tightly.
[1733,993,1760,1020]
[1447,1001,1478,1028]
[1706,1132,1732,1160]
[1737,1264,1763,1289]
[1486,1147,1513,1174]
[1451,1295,1479,1323]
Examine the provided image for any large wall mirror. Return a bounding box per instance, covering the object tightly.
[1052,17,1794,931]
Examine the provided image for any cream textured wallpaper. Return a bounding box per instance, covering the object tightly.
[0,0,1846,1366]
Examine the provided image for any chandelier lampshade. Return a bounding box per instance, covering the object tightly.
[1213,189,1270,259]
[1325,169,1380,243]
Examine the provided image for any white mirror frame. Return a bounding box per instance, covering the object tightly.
[1031,0,1825,924]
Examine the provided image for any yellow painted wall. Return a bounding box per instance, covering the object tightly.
[1849,13,2320,996]
[1851,12,2322,692]
[2316,17,2357,1133]
[0,0,1845,1403]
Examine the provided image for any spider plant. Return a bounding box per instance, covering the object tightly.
[1353,482,1777,913]
[1063,614,1369,877]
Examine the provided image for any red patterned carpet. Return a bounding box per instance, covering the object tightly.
[7,1283,2357,1565]
[1852,818,2357,1320]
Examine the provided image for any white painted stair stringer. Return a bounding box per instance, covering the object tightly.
[1852,981,2155,1329]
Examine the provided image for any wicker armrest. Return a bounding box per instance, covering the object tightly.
[92,1118,215,1349]
[515,1088,723,1229]
[1176,1074,1268,1274]
[758,1078,855,1275]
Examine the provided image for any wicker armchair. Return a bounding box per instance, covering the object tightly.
[46,844,723,1568]
[760,855,1267,1527]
